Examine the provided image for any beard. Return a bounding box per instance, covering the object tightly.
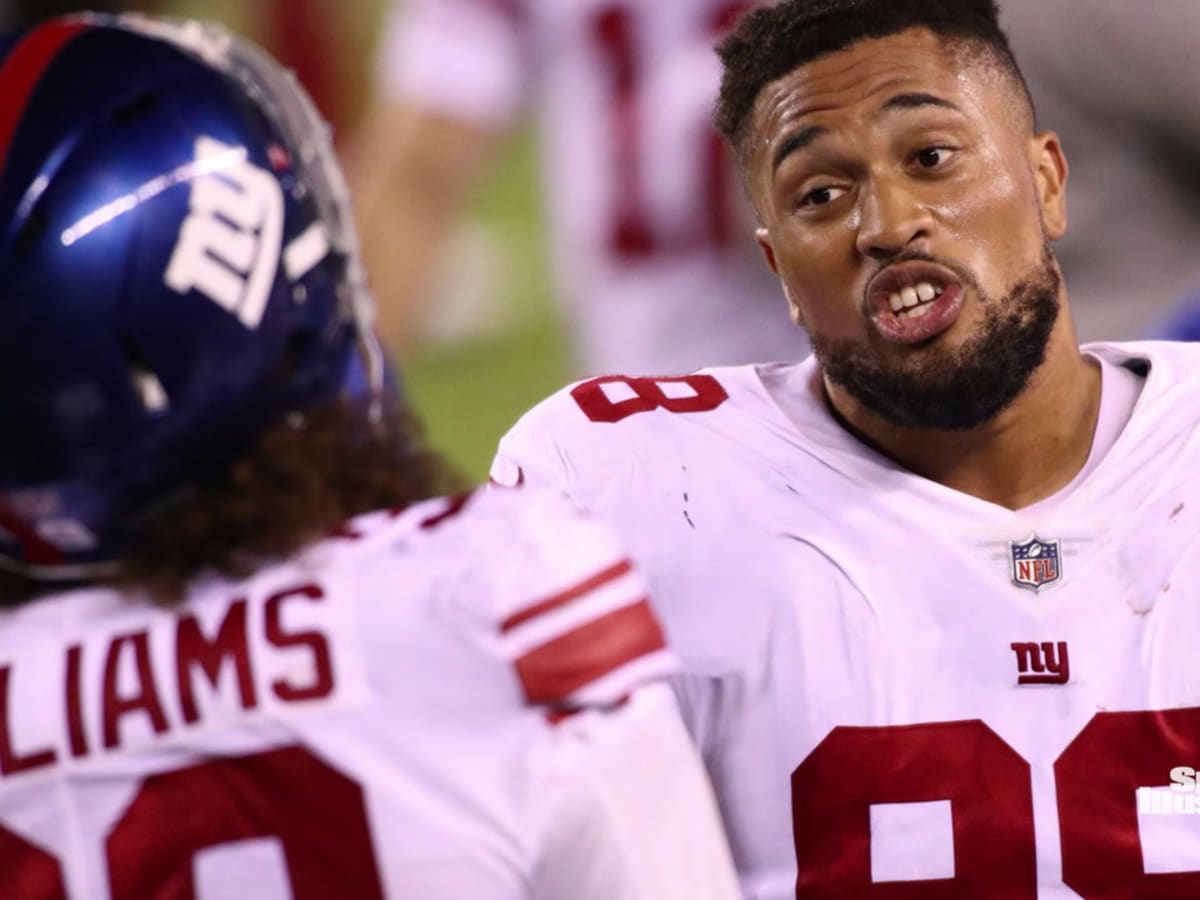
[811,246,1062,431]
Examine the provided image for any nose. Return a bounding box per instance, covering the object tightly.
[854,176,933,261]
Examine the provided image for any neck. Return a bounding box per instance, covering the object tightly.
[824,316,1102,509]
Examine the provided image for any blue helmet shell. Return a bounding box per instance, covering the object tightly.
[0,15,383,577]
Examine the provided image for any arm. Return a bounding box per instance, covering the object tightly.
[345,104,501,352]
[344,0,524,352]
[533,685,743,900]
[485,488,740,896]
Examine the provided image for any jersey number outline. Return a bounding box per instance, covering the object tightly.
[3,745,385,898]
[792,708,1200,898]
[570,373,729,423]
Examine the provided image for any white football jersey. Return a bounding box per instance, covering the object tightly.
[0,488,740,899]
[492,341,1200,899]
[376,0,809,374]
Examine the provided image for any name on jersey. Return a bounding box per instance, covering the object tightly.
[0,581,340,781]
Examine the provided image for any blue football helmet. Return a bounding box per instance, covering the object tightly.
[0,15,386,579]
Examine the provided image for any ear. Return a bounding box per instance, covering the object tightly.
[1031,130,1068,240]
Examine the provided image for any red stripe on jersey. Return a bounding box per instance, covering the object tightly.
[0,21,90,174]
[515,599,666,705]
[544,706,584,726]
[545,693,629,725]
[500,558,633,633]
[419,491,474,530]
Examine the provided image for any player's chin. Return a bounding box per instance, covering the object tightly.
[865,328,951,364]
[882,307,982,359]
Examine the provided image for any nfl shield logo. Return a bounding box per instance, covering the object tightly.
[1010,534,1062,592]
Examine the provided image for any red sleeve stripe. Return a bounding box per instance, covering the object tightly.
[500,558,633,633]
[514,598,667,704]
[0,21,90,174]
[545,693,630,726]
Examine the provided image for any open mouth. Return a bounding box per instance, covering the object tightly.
[867,262,966,344]
[887,281,944,320]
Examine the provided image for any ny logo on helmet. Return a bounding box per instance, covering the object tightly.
[164,136,283,329]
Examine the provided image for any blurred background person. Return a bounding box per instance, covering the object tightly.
[1000,0,1200,342]
[0,14,741,898]
[348,0,809,379]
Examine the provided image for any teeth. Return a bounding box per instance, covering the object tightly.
[899,304,932,320]
[889,281,943,317]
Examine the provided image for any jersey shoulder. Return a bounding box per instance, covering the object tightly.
[332,488,678,711]
[492,365,777,487]
[1089,340,1200,436]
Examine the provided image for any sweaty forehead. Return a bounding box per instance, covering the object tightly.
[749,28,1008,166]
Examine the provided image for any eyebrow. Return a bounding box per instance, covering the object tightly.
[770,92,963,174]
[880,91,962,115]
[771,124,828,174]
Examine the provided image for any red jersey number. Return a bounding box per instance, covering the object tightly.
[0,826,65,899]
[792,708,1200,898]
[570,374,729,423]
[1,746,384,898]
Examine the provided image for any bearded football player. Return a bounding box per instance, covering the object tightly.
[493,0,1200,896]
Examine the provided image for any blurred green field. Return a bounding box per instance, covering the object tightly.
[400,132,571,482]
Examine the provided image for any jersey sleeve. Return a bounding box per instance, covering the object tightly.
[531,683,743,900]
[374,0,528,127]
[489,382,589,497]
[487,488,678,710]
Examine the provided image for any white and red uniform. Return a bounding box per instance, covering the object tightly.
[0,488,740,899]
[376,0,809,375]
[492,341,1200,898]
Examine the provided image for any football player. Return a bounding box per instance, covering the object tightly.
[0,15,740,898]
[492,0,1200,895]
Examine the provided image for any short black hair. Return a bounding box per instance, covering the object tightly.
[715,0,1032,166]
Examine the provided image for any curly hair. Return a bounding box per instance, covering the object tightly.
[715,0,1033,167]
[0,400,464,607]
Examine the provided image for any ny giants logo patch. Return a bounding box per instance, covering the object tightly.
[1009,534,1062,592]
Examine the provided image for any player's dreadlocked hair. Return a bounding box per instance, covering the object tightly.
[714,0,1033,167]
